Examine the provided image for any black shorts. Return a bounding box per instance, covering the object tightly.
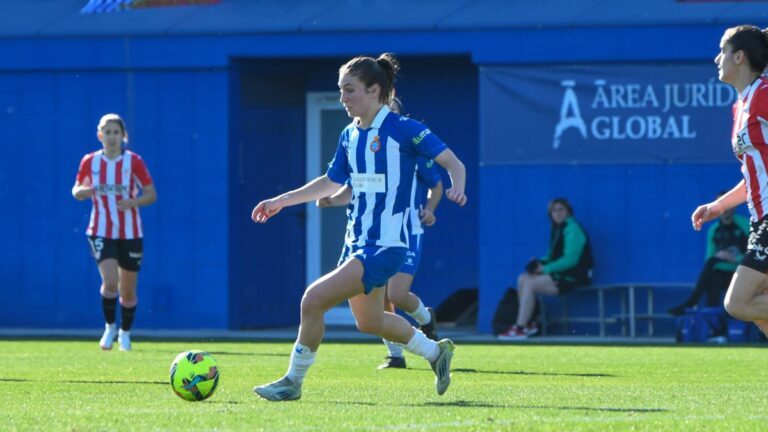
[741,217,768,273]
[87,236,143,272]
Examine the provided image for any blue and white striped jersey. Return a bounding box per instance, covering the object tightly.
[408,157,442,236]
[326,105,448,248]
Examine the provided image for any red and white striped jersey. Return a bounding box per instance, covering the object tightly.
[75,149,154,239]
[732,76,768,221]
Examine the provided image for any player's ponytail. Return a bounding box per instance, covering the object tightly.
[375,53,400,104]
[339,53,400,105]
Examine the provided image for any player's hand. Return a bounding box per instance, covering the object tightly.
[251,197,285,223]
[73,183,94,200]
[420,208,436,226]
[691,202,723,231]
[445,188,467,207]
[78,186,94,198]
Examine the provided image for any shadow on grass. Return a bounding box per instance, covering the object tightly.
[0,377,168,385]
[63,379,168,385]
[208,351,288,358]
[439,367,616,378]
[425,400,668,413]
[138,349,288,357]
[319,399,666,413]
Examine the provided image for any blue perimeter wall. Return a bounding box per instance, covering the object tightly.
[0,68,229,329]
[0,21,757,333]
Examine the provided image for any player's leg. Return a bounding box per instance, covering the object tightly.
[349,286,454,395]
[117,269,138,351]
[389,234,438,339]
[97,258,120,350]
[115,239,142,351]
[379,286,406,369]
[387,272,437,338]
[89,236,120,350]
[724,265,768,336]
[254,257,366,401]
[726,219,768,336]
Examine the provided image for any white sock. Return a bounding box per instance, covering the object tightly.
[285,343,315,386]
[406,299,431,325]
[403,329,439,362]
[382,339,403,358]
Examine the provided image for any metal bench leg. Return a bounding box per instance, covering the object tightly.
[599,288,605,337]
[648,287,654,336]
[629,285,636,338]
[620,290,627,336]
[561,298,568,335]
[539,295,547,336]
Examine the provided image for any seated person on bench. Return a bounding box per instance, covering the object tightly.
[498,198,594,340]
[669,193,749,316]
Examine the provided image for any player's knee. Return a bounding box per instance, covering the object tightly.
[300,292,327,317]
[101,282,118,296]
[724,296,749,320]
[119,296,137,307]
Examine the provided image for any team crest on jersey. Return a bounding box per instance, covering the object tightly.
[370,136,382,153]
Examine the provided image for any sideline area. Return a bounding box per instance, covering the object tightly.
[0,326,677,345]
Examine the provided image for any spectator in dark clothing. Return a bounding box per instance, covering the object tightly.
[670,196,749,316]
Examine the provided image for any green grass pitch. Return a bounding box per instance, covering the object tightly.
[2,340,767,431]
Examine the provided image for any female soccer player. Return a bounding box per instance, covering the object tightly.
[72,114,157,351]
[318,97,444,369]
[251,53,467,401]
[691,25,768,336]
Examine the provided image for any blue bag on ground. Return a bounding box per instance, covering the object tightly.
[675,307,726,343]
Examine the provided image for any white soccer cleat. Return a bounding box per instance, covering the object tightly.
[99,323,118,350]
[430,339,454,395]
[253,376,302,401]
[118,329,132,351]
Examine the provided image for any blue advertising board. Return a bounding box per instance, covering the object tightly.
[480,64,739,164]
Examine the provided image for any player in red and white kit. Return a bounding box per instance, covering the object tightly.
[72,113,157,351]
[692,25,768,336]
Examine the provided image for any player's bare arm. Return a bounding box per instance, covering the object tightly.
[253,175,342,223]
[692,180,747,231]
[434,148,467,207]
[317,184,353,208]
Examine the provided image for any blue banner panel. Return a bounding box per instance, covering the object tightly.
[480,64,739,164]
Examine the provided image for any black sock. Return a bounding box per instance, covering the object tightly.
[121,305,136,331]
[102,296,117,324]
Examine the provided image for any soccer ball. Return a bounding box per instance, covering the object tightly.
[169,350,220,401]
